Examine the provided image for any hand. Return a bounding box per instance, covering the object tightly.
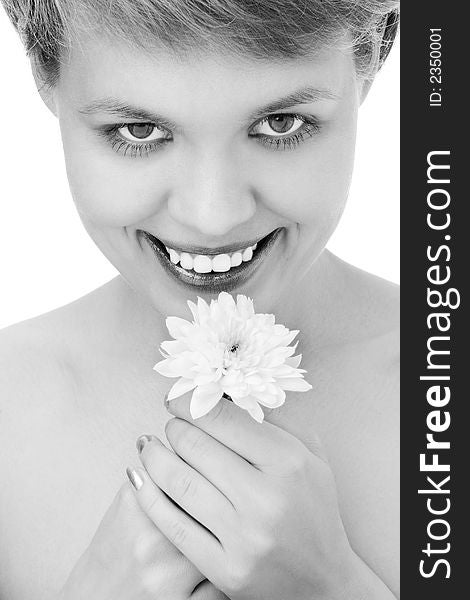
[130,395,355,600]
[60,478,227,600]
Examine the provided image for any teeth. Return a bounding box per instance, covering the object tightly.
[168,248,180,264]
[164,243,258,273]
[180,253,194,270]
[242,247,253,262]
[231,252,243,267]
[193,255,212,273]
[212,254,231,272]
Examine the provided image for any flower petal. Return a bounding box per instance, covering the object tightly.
[269,364,298,378]
[168,377,197,401]
[285,354,303,369]
[236,295,255,319]
[245,401,265,423]
[232,395,265,422]
[161,340,188,356]
[252,388,286,408]
[264,346,296,367]
[278,378,313,392]
[218,292,236,314]
[166,316,193,340]
[193,372,220,386]
[187,300,200,323]
[279,329,299,347]
[196,297,211,320]
[190,383,224,419]
[153,359,181,378]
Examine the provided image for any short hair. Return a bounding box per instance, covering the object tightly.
[2,0,399,87]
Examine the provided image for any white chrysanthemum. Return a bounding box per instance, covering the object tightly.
[154,292,312,422]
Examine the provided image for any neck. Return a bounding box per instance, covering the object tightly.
[106,275,168,360]
[271,250,351,350]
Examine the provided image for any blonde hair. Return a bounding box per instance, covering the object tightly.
[2,0,399,86]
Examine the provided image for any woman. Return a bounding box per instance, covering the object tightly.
[0,1,400,598]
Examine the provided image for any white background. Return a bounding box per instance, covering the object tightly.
[0,11,399,329]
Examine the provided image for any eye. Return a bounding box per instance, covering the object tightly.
[117,123,167,142]
[248,112,321,151]
[251,114,305,137]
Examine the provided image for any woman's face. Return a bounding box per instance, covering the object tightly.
[52,34,361,317]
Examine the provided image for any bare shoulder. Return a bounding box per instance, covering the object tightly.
[0,306,84,487]
[0,306,79,403]
[332,252,399,339]
[0,315,68,415]
[307,254,400,594]
[338,263,399,596]
[0,312,75,596]
[0,278,116,455]
[0,276,119,409]
[0,281,126,598]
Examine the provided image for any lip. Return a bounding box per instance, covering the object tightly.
[139,228,283,293]
[157,236,263,256]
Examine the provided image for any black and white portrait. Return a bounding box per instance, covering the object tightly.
[0,2,400,598]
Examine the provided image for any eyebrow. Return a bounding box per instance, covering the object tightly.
[249,86,339,120]
[79,100,179,130]
[78,85,339,127]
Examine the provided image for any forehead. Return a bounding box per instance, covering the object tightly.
[58,34,355,121]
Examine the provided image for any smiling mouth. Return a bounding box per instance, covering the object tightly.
[139,228,283,292]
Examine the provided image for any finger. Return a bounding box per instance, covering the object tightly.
[165,393,301,470]
[191,579,230,600]
[126,465,224,583]
[137,435,235,537]
[165,417,258,506]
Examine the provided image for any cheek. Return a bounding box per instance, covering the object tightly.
[258,122,357,227]
[60,121,171,227]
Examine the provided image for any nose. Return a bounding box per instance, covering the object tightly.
[167,146,256,237]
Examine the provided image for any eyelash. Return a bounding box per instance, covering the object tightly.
[250,114,321,151]
[98,126,170,158]
[98,113,321,158]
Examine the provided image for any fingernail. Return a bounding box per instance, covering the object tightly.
[136,434,155,454]
[163,392,170,411]
[126,467,144,491]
